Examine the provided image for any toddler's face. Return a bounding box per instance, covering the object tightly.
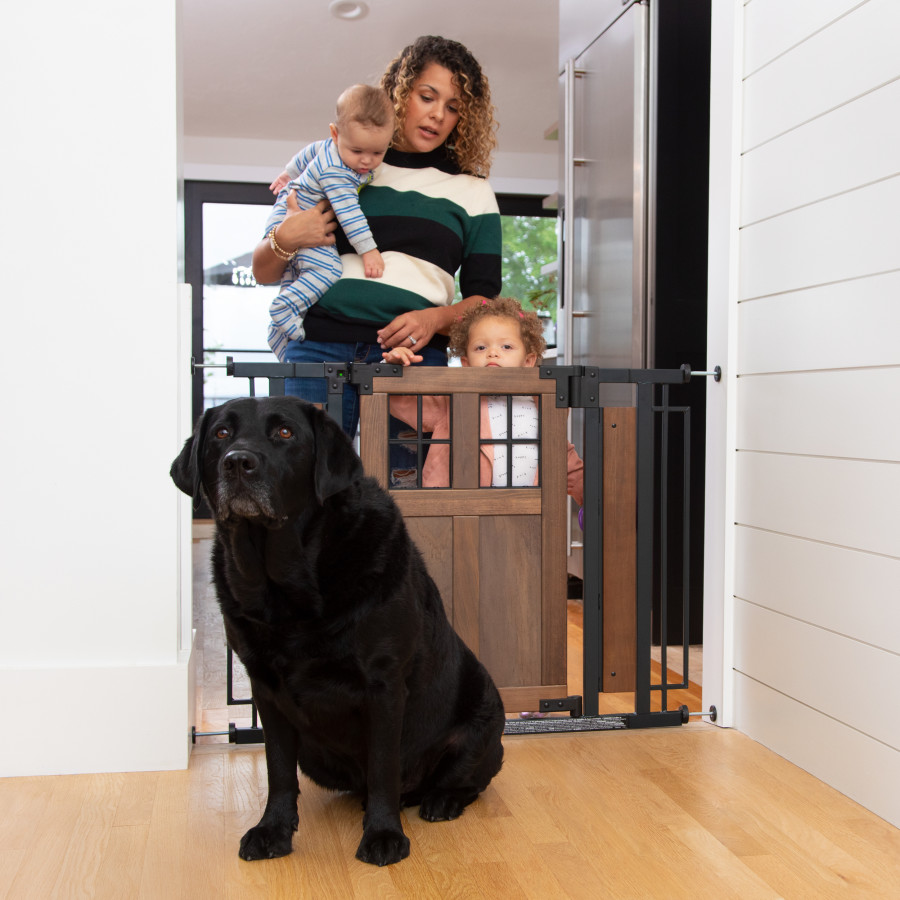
[331,121,393,175]
[461,315,537,369]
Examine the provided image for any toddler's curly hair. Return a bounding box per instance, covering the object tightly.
[448,296,547,363]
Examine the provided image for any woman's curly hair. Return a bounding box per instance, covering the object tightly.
[448,296,547,363]
[381,35,498,177]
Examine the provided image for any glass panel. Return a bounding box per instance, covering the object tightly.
[202,202,279,409]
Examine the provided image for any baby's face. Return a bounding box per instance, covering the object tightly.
[461,315,537,369]
[331,121,393,176]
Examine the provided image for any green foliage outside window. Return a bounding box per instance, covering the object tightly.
[500,215,559,319]
[454,214,559,319]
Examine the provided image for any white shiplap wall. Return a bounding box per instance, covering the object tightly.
[729,0,900,826]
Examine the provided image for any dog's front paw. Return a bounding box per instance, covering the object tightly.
[239,823,295,860]
[418,789,472,822]
[356,827,410,866]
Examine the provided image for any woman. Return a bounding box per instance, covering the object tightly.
[251,35,502,448]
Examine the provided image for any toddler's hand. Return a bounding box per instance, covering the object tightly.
[382,346,422,366]
[363,249,384,278]
[269,171,292,195]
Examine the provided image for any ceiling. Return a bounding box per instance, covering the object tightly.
[182,0,561,161]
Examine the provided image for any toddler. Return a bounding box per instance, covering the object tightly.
[266,84,395,361]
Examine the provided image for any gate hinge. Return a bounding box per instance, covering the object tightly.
[540,364,583,408]
[350,363,405,394]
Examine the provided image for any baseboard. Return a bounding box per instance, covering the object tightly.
[1,649,195,777]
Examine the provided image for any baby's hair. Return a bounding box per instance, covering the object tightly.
[448,296,547,363]
[335,84,396,130]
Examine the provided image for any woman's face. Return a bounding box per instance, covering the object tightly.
[395,62,462,154]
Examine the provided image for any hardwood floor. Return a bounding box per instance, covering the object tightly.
[2,534,898,898]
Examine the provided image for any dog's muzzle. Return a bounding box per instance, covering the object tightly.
[217,449,278,521]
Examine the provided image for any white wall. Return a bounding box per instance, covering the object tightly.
[0,1,193,775]
[707,0,900,827]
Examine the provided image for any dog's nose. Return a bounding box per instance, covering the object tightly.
[223,449,260,478]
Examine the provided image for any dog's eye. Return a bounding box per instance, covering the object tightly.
[277,426,293,440]
[215,427,230,439]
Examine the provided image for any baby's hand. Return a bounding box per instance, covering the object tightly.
[363,249,385,278]
[382,346,422,366]
[269,171,292,194]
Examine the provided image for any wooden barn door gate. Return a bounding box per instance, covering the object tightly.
[191,358,719,743]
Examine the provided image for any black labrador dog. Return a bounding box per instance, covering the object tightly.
[170,396,504,866]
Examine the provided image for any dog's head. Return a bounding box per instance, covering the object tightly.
[170,396,363,526]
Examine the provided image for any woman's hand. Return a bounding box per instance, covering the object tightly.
[279,194,337,249]
[251,196,337,284]
[377,295,489,351]
[376,307,443,351]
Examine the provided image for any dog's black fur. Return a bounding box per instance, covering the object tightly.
[170,396,504,866]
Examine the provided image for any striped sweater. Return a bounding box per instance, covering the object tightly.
[263,146,502,346]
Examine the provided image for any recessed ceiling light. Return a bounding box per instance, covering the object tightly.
[329,0,369,20]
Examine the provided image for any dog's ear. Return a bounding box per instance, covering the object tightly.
[170,409,211,505]
[307,402,363,503]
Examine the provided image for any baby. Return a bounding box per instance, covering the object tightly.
[266,84,395,361]
[383,296,584,501]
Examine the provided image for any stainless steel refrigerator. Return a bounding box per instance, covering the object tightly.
[558,0,710,644]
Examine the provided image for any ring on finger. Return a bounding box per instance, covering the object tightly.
[408,335,417,346]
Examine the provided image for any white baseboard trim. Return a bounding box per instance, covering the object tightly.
[1,649,195,777]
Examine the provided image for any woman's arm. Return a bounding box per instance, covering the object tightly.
[251,194,338,284]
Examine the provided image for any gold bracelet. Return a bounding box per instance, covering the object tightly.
[268,227,298,262]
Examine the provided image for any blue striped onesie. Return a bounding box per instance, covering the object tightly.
[267,139,376,357]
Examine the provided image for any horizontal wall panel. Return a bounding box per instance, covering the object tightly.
[742,79,900,225]
[734,674,900,829]
[743,0,900,150]
[735,601,900,751]
[735,527,900,654]
[736,369,900,461]
[739,177,900,300]
[743,0,863,76]
[737,272,900,374]
[734,452,900,557]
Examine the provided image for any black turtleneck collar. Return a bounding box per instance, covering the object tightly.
[384,144,461,175]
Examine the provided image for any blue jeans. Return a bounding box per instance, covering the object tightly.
[282,337,447,441]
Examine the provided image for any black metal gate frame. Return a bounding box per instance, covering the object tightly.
[191,359,718,744]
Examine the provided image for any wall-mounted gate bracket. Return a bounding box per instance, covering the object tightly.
[626,708,689,729]
[349,363,405,395]
[192,723,265,744]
